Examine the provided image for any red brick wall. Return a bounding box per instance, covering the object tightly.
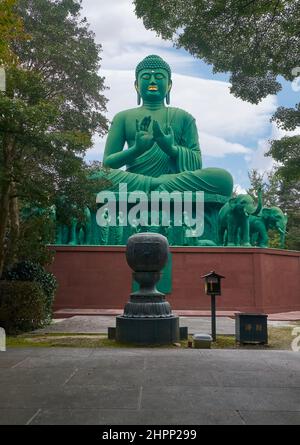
[49,246,300,313]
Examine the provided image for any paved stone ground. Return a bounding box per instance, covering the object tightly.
[34,315,295,335]
[0,347,299,425]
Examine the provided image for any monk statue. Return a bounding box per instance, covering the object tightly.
[98,54,233,196]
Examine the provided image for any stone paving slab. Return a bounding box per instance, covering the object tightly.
[32,315,234,335]
[0,348,299,425]
[267,312,300,321]
[140,386,300,412]
[53,309,300,321]
[238,410,300,425]
[0,408,40,426]
[28,408,245,426]
[33,315,296,336]
[0,367,79,386]
[14,354,145,369]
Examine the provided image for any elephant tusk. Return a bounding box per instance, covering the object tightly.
[277,226,286,234]
[244,207,253,216]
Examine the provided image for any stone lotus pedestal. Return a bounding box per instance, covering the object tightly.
[116,233,180,345]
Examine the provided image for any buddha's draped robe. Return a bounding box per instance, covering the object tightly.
[101,107,233,197]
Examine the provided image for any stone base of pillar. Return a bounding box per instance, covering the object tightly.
[116,315,180,345]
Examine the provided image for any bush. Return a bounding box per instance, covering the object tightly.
[17,212,56,267]
[3,261,57,321]
[0,281,47,334]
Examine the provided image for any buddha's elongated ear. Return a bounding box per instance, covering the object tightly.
[134,81,141,105]
[166,80,172,105]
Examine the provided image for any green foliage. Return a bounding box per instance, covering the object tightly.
[247,169,300,250]
[134,0,299,103]
[276,179,300,251]
[14,0,108,135]
[0,0,26,65]
[0,0,109,274]
[3,260,57,320]
[16,211,56,266]
[266,92,300,185]
[268,99,300,184]
[247,169,281,207]
[0,280,47,334]
[285,210,300,251]
[230,72,282,104]
[267,136,300,182]
[272,103,300,132]
[268,230,281,249]
[0,1,109,206]
[53,161,112,225]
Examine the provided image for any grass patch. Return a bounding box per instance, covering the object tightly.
[268,325,299,350]
[7,333,107,348]
[206,323,299,350]
[6,322,299,350]
[6,333,186,349]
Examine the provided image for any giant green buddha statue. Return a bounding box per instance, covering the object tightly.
[99,55,233,196]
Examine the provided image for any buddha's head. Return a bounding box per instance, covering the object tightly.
[135,55,172,105]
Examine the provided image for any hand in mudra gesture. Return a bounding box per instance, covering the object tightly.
[135,116,154,156]
[153,120,175,156]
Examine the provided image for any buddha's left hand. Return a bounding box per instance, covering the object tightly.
[153,120,178,158]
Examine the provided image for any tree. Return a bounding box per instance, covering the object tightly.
[0,0,109,276]
[0,0,26,65]
[266,98,300,217]
[247,168,281,207]
[134,0,300,251]
[247,169,300,250]
[277,179,300,251]
[134,0,300,103]
[267,102,300,182]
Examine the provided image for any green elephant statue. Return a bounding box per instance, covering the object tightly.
[69,207,92,245]
[218,192,262,246]
[249,206,288,248]
[56,206,92,245]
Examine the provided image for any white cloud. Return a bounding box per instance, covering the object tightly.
[246,122,300,173]
[271,124,300,140]
[171,74,277,139]
[246,138,274,173]
[86,137,106,161]
[86,70,276,161]
[234,184,248,195]
[200,133,251,157]
[81,0,183,71]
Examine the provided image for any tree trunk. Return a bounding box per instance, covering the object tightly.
[8,181,20,265]
[0,134,14,277]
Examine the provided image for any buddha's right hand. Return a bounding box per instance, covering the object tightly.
[134,116,154,156]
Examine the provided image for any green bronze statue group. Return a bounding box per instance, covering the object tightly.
[54,55,287,249]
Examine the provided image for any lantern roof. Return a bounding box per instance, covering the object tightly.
[201,270,225,279]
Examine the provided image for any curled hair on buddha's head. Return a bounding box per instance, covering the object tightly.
[135,55,172,80]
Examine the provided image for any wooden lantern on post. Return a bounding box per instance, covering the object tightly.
[202,271,225,341]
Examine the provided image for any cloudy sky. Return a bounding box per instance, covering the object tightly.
[81,0,299,192]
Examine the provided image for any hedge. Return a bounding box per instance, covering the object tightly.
[3,261,57,321]
[0,281,47,334]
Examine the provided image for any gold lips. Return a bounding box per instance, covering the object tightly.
[148,86,158,91]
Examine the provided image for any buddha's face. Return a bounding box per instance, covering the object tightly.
[136,68,171,103]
